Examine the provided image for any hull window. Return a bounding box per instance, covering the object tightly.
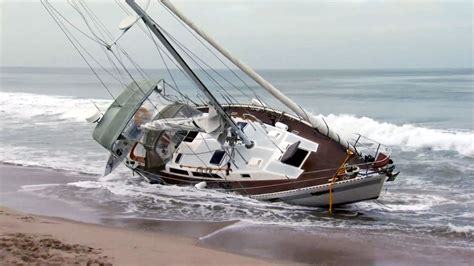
[175,153,183,163]
[169,167,189,176]
[210,150,226,165]
[192,172,222,178]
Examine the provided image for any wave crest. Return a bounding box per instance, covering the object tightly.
[0,91,111,123]
[316,114,474,157]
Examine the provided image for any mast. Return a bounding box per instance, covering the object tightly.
[161,0,354,152]
[125,0,254,148]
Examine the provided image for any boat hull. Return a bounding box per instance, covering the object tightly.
[252,174,386,207]
[136,168,386,207]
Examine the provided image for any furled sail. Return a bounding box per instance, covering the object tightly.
[141,106,224,135]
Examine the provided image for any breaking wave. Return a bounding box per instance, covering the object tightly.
[316,114,474,157]
[446,223,474,236]
[0,91,111,123]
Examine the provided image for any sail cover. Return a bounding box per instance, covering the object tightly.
[93,80,159,151]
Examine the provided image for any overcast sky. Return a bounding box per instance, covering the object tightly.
[1,0,472,69]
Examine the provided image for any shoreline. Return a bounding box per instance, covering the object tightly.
[1,163,473,265]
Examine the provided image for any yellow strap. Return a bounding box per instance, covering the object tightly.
[329,149,354,214]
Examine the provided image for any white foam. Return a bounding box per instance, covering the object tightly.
[315,114,474,157]
[66,178,330,226]
[355,192,456,212]
[0,144,106,175]
[446,223,474,235]
[20,183,62,192]
[0,91,111,124]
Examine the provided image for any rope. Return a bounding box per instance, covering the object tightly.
[328,149,354,214]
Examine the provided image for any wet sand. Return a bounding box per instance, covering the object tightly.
[1,163,473,265]
[0,207,271,265]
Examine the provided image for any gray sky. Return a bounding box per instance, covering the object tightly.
[1,0,472,69]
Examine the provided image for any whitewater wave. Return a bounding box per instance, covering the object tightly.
[0,91,111,123]
[446,223,474,236]
[0,144,106,175]
[65,178,337,226]
[316,114,474,157]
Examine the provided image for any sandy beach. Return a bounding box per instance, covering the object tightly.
[1,164,473,265]
[0,206,272,265]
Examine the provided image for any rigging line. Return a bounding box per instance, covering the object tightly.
[119,47,151,80]
[140,14,237,105]
[56,1,125,85]
[84,1,146,80]
[142,28,199,100]
[123,6,198,94]
[67,0,108,45]
[219,92,233,106]
[77,0,127,82]
[46,1,126,86]
[197,94,208,105]
[114,1,162,80]
[161,2,270,110]
[116,0,206,90]
[198,131,222,166]
[81,11,128,87]
[144,19,236,101]
[153,24,241,104]
[43,0,105,46]
[181,140,210,168]
[160,34,250,102]
[145,26,181,95]
[107,48,161,112]
[255,122,284,153]
[106,51,179,130]
[155,24,240,104]
[160,1,260,100]
[98,1,150,80]
[42,0,116,101]
[116,0,130,15]
[79,0,114,41]
[78,0,149,81]
[163,81,199,106]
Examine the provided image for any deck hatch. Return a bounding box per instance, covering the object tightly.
[281,148,309,168]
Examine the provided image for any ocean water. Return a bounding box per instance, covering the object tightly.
[1,67,473,245]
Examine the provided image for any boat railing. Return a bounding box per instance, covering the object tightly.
[350,134,392,174]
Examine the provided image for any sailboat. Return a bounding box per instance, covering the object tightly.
[44,0,398,209]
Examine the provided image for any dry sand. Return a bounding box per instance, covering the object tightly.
[0,207,271,265]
